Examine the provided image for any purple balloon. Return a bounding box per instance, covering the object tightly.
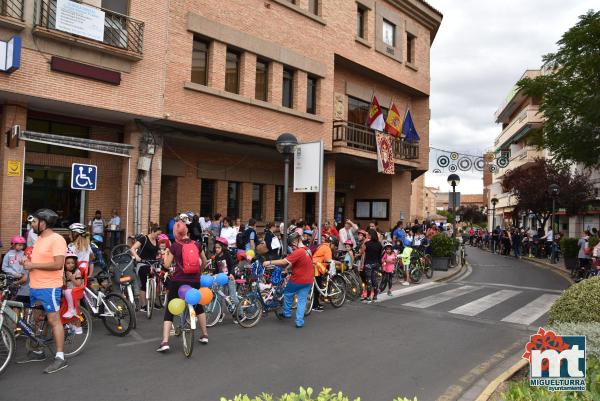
[178,285,192,299]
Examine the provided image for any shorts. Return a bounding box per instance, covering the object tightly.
[29,288,62,313]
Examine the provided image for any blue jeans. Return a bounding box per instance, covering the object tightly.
[282,282,312,327]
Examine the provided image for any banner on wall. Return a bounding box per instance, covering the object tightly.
[376,133,395,174]
[429,147,509,174]
[55,0,105,42]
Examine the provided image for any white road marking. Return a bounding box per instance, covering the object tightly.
[403,285,479,308]
[449,289,521,316]
[130,330,144,341]
[117,337,162,347]
[456,281,564,294]
[500,294,560,325]
[374,282,441,303]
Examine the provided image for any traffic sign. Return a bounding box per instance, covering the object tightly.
[71,163,97,190]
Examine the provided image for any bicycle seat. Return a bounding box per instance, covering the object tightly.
[119,275,133,284]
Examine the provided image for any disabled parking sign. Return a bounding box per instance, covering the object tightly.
[71,163,97,191]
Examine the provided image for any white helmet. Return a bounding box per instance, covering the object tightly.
[69,223,86,234]
[179,213,191,223]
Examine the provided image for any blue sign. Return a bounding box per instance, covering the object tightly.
[71,163,97,191]
[0,36,21,74]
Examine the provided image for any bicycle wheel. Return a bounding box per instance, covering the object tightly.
[394,261,405,284]
[235,296,262,328]
[101,293,134,336]
[155,279,164,309]
[111,244,130,260]
[181,308,194,358]
[205,297,222,327]
[423,256,434,279]
[60,306,93,358]
[342,273,359,301]
[0,323,15,375]
[329,278,346,308]
[146,279,154,319]
[304,286,314,316]
[409,264,422,283]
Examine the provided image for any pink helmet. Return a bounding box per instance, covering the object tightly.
[10,236,26,245]
[344,240,353,246]
[65,251,78,260]
[215,237,228,247]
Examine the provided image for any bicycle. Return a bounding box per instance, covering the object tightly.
[336,263,361,301]
[172,304,197,358]
[81,285,134,336]
[305,262,346,315]
[108,246,138,329]
[205,281,240,327]
[141,259,165,320]
[0,275,92,375]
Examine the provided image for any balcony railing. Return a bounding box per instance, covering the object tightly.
[0,0,24,21]
[34,0,144,56]
[332,120,419,160]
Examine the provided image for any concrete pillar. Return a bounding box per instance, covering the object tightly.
[208,41,226,90]
[390,170,412,229]
[0,104,27,246]
[264,184,275,222]
[268,62,283,106]
[215,180,228,216]
[322,156,336,223]
[293,70,307,113]
[239,52,256,98]
[240,182,253,221]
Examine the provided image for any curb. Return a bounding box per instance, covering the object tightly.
[434,261,468,283]
[474,359,528,401]
[521,257,574,285]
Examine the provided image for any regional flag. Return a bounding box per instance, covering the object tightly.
[402,110,420,142]
[385,101,402,137]
[367,95,385,131]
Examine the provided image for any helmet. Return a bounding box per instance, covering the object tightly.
[328,236,339,246]
[288,232,302,245]
[215,237,228,247]
[382,240,393,248]
[186,211,194,218]
[179,213,191,223]
[304,229,313,236]
[287,224,297,234]
[32,209,58,227]
[27,215,34,223]
[92,234,103,243]
[69,223,86,234]
[344,240,353,246]
[65,252,78,261]
[10,236,26,245]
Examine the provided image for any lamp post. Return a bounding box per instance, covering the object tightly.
[548,184,560,263]
[491,197,498,253]
[276,133,298,256]
[447,174,460,237]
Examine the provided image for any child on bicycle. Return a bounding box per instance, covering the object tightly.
[214,237,239,304]
[343,240,355,269]
[379,241,396,295]
[62,253,83,320]
[1,236,29,304]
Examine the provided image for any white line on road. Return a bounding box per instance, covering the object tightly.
[130,330,145,341]
[500,294,560,325]
[373,282,441,303]
[455,281,564,294]
[449,289,521,316]
[117,337,162,347]
[403,285,479,308]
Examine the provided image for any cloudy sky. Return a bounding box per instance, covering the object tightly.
[424,0,597,194]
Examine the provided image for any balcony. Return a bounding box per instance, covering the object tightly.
[494,106,543,149]
[332,120,419,161]
[0,0,25,29]
[494,147,546,178]
[33,0,144,60]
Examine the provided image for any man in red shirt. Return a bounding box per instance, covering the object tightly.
[263,232,313,328]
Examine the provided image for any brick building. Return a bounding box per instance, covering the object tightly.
[0,0,442,245]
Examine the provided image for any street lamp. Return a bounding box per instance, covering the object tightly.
[276,133,298,255]
[490,197,498,252]
[447,174,460,237]
[548,183,560,232]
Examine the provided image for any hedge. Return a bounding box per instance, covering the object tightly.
[220,388,417,401]
[548,276,600,323]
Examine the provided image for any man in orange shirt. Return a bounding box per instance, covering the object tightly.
[19,209,68,374]
[311,235,338,312]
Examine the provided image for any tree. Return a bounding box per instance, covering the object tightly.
[456,204,486,226]
[517,10,600,167]
[501,158,594,227]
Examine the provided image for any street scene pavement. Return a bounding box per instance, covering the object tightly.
[0,248,569,401]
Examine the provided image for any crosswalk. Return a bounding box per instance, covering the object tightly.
[389,282,562,327]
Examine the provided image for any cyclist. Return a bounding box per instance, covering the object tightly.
[263,232,313,328]
[311,235,338,312]
[1,235,29,304]
[67,223,95,278]
[19,209,68,374]
[213,237,239,305]
[379,241,396,295]
[361,229,382,303]
[130,225,162,313]
[220,217,238,251]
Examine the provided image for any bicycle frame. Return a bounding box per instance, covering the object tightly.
[82,287,116,318]
[1,299,49,349]
[313,273,342,298]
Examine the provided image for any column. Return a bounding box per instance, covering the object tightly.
[268,62,283,106]
[239,52,256,98]
[208,41,226,90]
[240,182,253,220]
[264,184,275,222]
[215,180,228,216]
[322,156,336,223]
[390,170,412,229]
[293,70,308,113]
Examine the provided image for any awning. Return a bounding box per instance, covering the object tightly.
[20,130,133,157]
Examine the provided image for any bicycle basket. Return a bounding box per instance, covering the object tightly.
[270,266,282,286]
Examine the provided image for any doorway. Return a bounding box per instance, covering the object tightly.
[304,193,316,225]
[334,192,346,226]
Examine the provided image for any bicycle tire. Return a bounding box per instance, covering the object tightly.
[329,278,346,308]
[342,273,359,301]
[304,287,314,316]
[235,296,263,328]
[205,297,222,327]
[155,279,164,308]
[0,323,15,375]
[181,308,194,358]
[409,264,422,283]
[101,293,134,337]
[394,261,405,284]
[56,306,93,358]
[146,279,154,320]
[423,255,434,279]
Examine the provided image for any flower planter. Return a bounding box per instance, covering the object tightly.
[432,256,450,271]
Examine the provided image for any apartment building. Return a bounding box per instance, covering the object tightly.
[0,0,442,245]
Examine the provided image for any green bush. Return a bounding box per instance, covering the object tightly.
[560,237,579,258]
[548,276,600,323]
[431,234,455,257]
[548,322,600,359]
[589,235,599,252]
[219,388,417,401]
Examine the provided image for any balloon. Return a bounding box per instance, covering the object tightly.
[215,273,229,286]
[198,287,214,305]
[200,275,214,288]
[178,284,192,299]
[185,288,201,305]
[246,249,255,259]
[168,298,186,316]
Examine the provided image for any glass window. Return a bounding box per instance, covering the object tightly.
[255,59,268,101]
[356,5,365,38]
[308,0,318,15]
[383,19,395,47]
[274,185,284,222]
[191,37,208,85]
[26,118,90,157]
[200,179,215,218]
[306,76,317,114]
[252,184,264,221]
[282,68,294,108]
[101,0,128,14]
[407,33,415,63]
[347,96,388,126]
[225,50,240,94]
[227,182,240,219]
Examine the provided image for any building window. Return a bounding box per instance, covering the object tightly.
[225,49,240,94]
[200,179,215,218]
[274,185,284,222]
[101,0,128,14]
[282,68,294,108]
[252,184,264,221]
[308,0,318,15]
[227,182,240,219]
[26,118,90,157]
[383,19,395,47]
[255,59,268,101]
[355,199,389,220]
[191,37,208,85]
[356,4,366,38]
[347,96,388,126]
[407,32,416,63]
[306,76,317,114]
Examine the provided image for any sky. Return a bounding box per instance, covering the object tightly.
[423,0,597,194]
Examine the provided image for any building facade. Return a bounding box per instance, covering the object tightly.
[0,0,442,245]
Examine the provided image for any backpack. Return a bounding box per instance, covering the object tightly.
[179,240,200,274]
[243,228,256,248]
[236,231,245,249]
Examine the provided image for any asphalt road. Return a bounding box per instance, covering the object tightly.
[0,247,570,401]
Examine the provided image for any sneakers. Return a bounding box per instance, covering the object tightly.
[156,342,170,352]
[362,297,372,304]
[73,326,83,335]
[401,281,410,286]
[312,306,324,312]
[62,309,76,319]
[43,357,68,374]
[387,290,392,296]
[17,351,47,364]
[139,305,148,313]
[198,335,208,344]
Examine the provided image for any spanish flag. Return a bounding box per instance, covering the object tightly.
[385,101,402,137]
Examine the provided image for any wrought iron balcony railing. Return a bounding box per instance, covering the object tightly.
[34,0,144,56]
[0,0,25,21]
[332,120,419,160]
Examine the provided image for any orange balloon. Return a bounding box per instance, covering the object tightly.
[198,287,214,305]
